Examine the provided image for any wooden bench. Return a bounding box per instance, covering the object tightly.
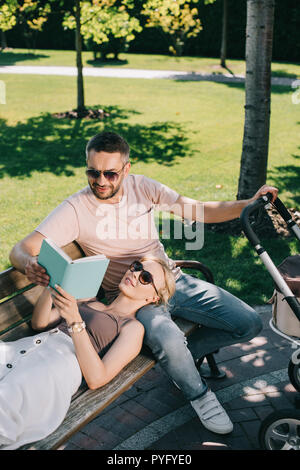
[0,241,219,450]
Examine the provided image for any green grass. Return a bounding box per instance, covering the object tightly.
[0,48,300,78]
[0,70,299,305]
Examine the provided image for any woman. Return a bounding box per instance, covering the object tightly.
[0,255,175,450]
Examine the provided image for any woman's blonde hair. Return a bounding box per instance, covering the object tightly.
[138,255,176,307]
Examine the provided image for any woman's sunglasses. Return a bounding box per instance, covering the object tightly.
[86,163,127,183]
[129,261,159,296]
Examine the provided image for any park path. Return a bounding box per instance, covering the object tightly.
[0,64,297,86]
[60,305,300,451]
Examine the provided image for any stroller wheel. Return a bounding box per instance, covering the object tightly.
[288,360,300,392]
[259,409,300,450]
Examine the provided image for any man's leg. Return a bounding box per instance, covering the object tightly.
[136,272,262,435]
[171,273,263,360]
[136,303,208,400]
[136,301,233,434]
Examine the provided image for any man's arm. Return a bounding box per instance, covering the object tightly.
[9,201,79,286]
[9,231,50,286]
[169,184,278,224]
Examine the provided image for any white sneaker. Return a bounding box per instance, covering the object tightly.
[191,390,233,434]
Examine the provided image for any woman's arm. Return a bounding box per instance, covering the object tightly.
[72,320,144,389]
[31,287,61,331]
[51,285,145,390]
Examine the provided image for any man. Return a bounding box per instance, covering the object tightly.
[10,131,278,435]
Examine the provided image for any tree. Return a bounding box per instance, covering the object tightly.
[17,0,51,50]
[74,0,85,114]
[141,0,202,56]
[237,0,275,201]
[220,0,228,68]
[63,0,142,61]
[0,0,51,51]
[0,1,17,49]
[61,0,142,114]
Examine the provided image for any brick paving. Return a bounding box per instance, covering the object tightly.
[59,306,299,451]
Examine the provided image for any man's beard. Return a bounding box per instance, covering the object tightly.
[88,179,123,201]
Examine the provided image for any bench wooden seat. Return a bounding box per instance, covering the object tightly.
[0,242,217,450]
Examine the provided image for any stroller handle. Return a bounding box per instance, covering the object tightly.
[240,192,300,323]
[240,192,300,245]
[240,192,273,247]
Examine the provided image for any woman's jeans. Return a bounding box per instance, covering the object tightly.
[136,273,263,402]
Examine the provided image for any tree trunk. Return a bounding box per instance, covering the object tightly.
[1,30,7,50]
[75,0,85,114]
[237,0,275,201]
[220,0,228,68]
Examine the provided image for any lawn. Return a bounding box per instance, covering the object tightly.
[0,65,299,305]
[0,48,300,79]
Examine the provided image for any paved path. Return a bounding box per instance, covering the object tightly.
[0,64,296,86]
[57,305,299,451]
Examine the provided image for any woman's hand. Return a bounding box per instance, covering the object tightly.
[50,285,82,326]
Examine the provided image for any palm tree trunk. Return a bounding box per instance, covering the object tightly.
[220,0,228,68]
[75,0,85,114]
[237,0,275,200]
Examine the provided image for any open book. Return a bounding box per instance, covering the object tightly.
[38,238,109,299]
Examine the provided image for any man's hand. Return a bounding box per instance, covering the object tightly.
[25,256,50,287]
[250,185,278,204]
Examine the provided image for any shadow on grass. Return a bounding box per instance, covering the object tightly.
[0,105,192,179]
[271,69,299,79]
[172,79,293,95]
[86,58,129,68]
[219,82,294,95]
[0,51,49,65]
[268,154,300,207]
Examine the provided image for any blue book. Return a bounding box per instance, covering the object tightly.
[38,238,110,299]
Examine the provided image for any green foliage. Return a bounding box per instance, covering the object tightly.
[63,0,142,59]
[0,0,52,51]
[0,1,17,32]
[141,0,202,56]
[18,0,51,32]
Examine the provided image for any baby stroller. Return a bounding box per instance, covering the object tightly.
[240,192,300,450]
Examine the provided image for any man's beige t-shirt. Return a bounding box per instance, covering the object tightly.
[35,174,182,301]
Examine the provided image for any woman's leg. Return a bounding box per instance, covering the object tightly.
[0,330,82,449]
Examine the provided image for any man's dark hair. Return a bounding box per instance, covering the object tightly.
[86,131,130,162]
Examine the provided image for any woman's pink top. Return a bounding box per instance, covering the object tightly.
[58,300,133,358]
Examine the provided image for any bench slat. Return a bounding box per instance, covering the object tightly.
[0,319,35,342]
[0,285,43,335]
[0,267,32,300]
[23,353,156,450]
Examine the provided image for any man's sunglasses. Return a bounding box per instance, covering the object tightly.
[86,163,127,182]
[129,261,159,296]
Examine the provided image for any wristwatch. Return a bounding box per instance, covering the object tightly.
[67,321,86,334]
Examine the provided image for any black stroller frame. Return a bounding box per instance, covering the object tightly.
[240,193,300,450]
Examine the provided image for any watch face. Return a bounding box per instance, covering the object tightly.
[68,321,86,334]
